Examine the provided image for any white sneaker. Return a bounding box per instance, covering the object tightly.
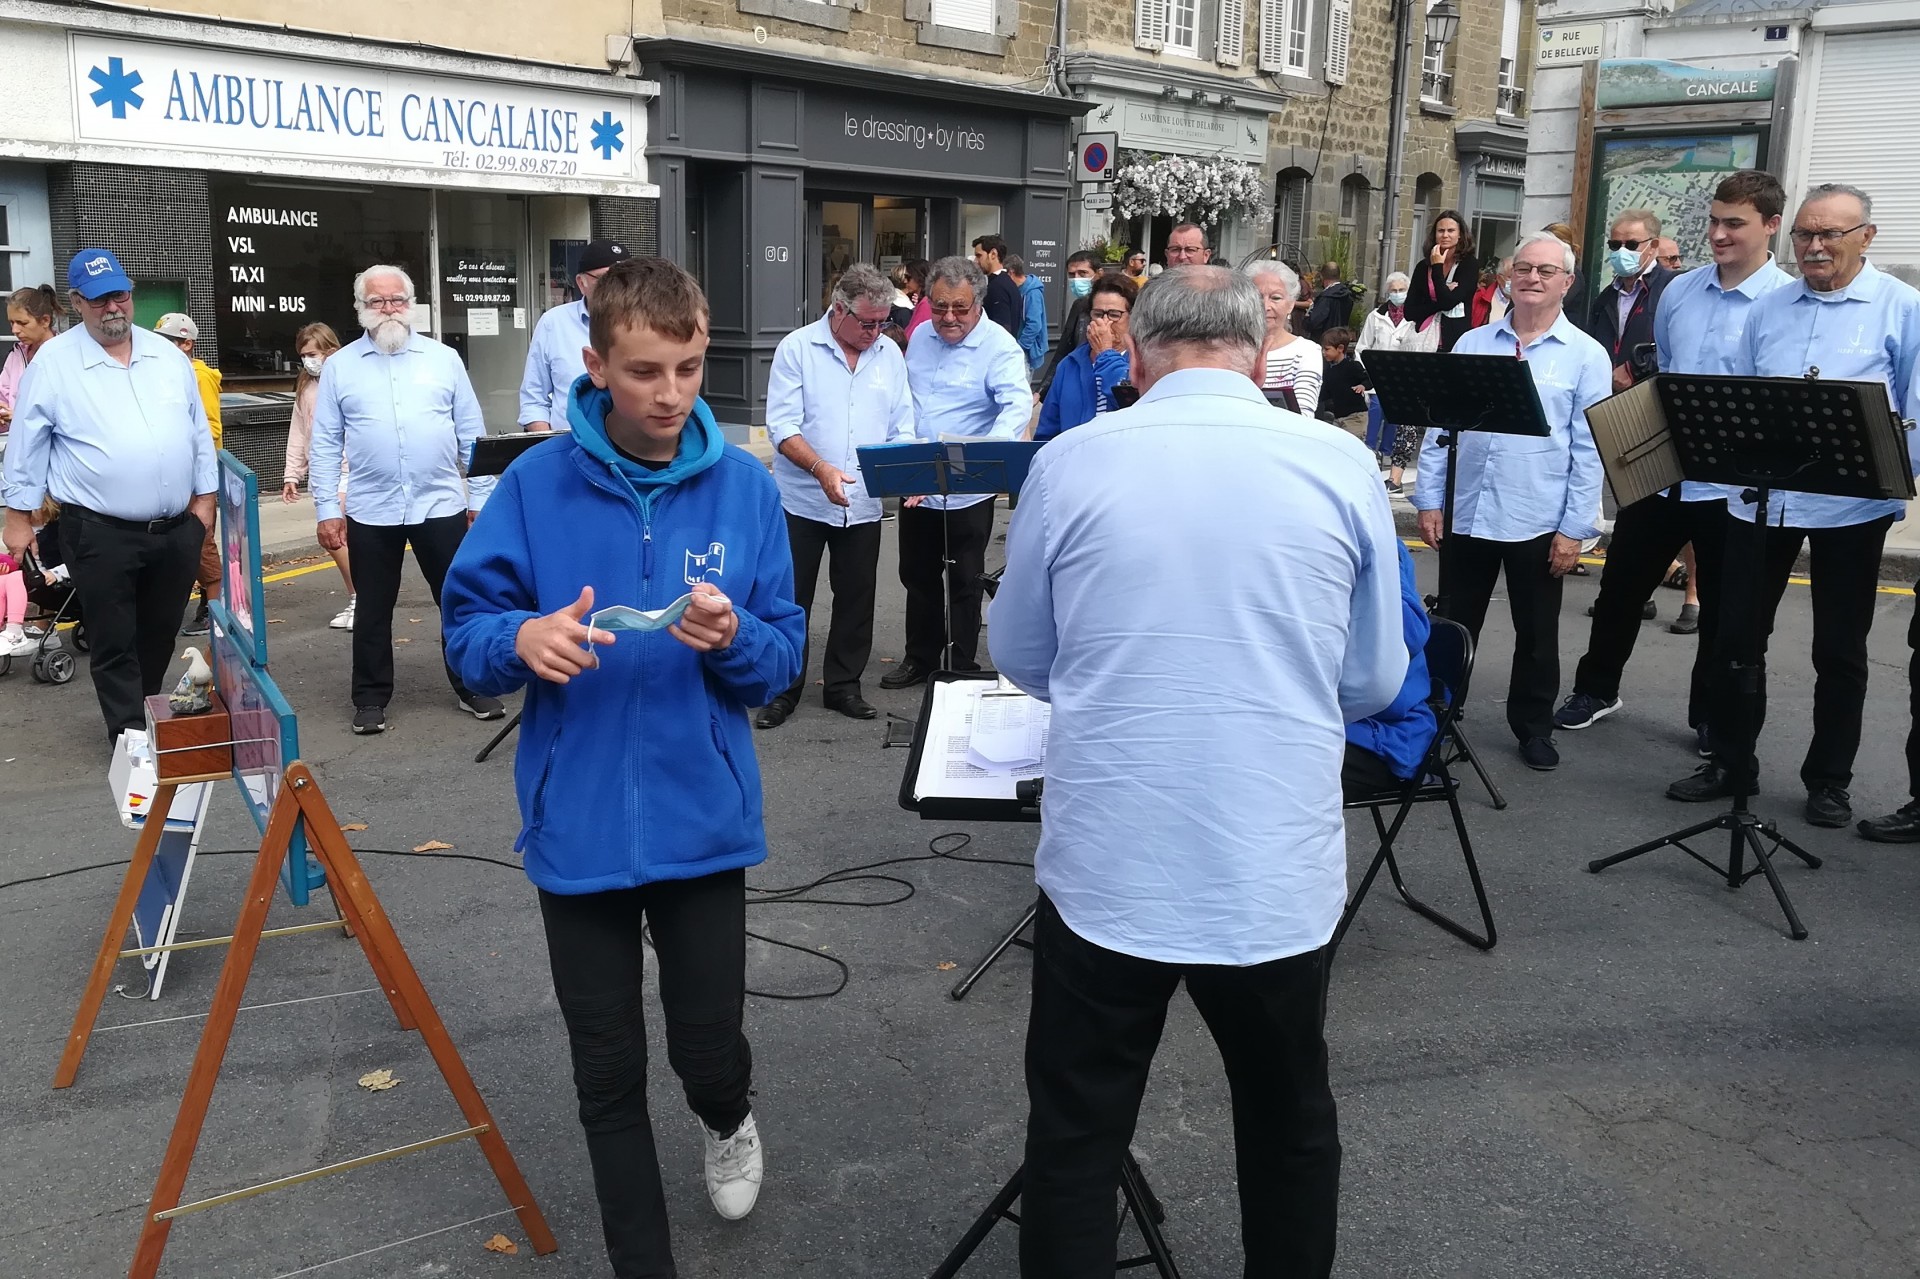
[329,597,356,630]
[2,627,35,657]
[701,1112,763,1221]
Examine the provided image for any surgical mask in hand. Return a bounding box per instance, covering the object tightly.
[1609,246,1644,278]
[1068,277,1094,299]
[300,354,325,376]
[591,593,697,635]
[1387,290,1408,306]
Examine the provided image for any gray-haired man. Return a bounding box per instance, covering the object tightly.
[882,255,1031,687]
[759,264,916,727]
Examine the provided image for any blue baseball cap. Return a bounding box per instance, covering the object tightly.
[67,248,133,299]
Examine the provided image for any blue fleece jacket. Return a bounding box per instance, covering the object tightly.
[1345,541,1437,779]
[1035,343,1129,440]
[1017,275,1048,370]
[442,378,805,893]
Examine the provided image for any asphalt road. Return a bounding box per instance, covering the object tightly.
[3,524,1918,1279]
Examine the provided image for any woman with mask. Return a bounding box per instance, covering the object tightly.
[281,323,355,628]
[0,285,61,433]
[1358,272,1418,491]
[1405,210,1478,352]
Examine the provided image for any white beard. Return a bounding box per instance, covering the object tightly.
[360,309,411,355]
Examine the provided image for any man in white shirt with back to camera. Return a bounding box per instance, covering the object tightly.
[990,265,1406,1279]
[757,263,915,729]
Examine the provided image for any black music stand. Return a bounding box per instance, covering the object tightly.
[467,433,562,763]
[1585,374,1916,939]
[860,441,1042,671]
[928,1153,1182,1279]
[1362,350,1552,811]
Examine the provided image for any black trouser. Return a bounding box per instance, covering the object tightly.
[538,869,753,1279]
[897,498,996,671]
[1572,494,1726,726]
[59,509,204,741]
[1340,742,1403,800]
[1440,531,1563,743]
[782,512,882,703]
[1021,895,1339,1279]
[1905,594,1920,799]
[345,513,470,709]
[1711,514,1892,790]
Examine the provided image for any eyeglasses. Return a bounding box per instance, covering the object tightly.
[363,295,413,311]
[1165,246,1208,259]
[1790,223,1869,247]
[928,302,975,317]
[78,291,131,308]
[1508,264,1567,279]
[1090,308,1129,321]
[835,306,887,333]
[1607,238,1647,251]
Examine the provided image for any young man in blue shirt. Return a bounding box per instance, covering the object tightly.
[442,259,804,1277]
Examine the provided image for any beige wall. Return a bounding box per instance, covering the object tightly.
[657,0,1055,83]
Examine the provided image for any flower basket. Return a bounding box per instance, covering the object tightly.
[1112,152,1270,229]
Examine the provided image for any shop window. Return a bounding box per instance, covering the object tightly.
[1472,178,1523,265]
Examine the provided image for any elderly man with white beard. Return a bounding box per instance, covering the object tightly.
[309,264,501,734]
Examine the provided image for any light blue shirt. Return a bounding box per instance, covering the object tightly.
[766,314,916,526]
[989,369,1406,966]
[310,332,492,525]
[3,325,216,520]
[1414,311,1611,542]
[905,316,1033,511]
[518,300,590,428]
[1654,258,1794,502]
[1725,259,1920,529]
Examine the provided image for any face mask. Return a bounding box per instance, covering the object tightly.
[1610,246,1644,278]
[1068,277,1094,299]
[300,354,325,376]
[1387,291,1408,307]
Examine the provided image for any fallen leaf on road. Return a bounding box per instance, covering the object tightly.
[357,1068,400,1091]
[936,961,957,971]
[482,1234,519,1255]
[341,822,369,832]
[413,840,454,852]
[268,618,284,624]
[409,617,422,623]
[396,637,413,644]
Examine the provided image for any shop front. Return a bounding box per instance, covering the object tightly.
[639,39,1087,432]
[2,7,656,476]
[1454,122,1531,268]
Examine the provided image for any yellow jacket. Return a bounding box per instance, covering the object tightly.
[191,358,223,451]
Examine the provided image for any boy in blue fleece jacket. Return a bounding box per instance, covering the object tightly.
[442,259,803,1277]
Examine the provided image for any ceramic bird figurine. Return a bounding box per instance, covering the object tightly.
[169,646,214,714]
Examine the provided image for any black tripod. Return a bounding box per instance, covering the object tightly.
[949,775,1042,1000]
[928,1150,1182,1278]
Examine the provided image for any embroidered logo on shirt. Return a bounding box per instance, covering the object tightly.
[685,542,725,584]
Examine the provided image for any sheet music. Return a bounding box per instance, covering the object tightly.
[967,693,1049,771]
[1585,378,1683,507]
[913,680,1049,802]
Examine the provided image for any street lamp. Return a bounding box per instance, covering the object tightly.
[1424,0,1460,48]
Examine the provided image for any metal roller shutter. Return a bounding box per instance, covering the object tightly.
[1805,30,1920,278]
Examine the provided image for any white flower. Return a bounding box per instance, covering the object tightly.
[1113,152,1270,227]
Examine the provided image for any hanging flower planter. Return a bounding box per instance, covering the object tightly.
[1112,152,1270,228]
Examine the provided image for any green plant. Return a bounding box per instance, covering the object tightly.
[1083,237,1131,265]
[1311,229,1369,300]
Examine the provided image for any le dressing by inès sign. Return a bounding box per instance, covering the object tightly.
[69,34,637,180]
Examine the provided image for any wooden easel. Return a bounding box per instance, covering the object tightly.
[56,761,558,1278]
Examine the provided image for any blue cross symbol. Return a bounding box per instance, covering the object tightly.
[589,112,625,161]
[88,56,145,119]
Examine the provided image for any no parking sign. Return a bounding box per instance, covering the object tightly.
[1076,132,1116,182]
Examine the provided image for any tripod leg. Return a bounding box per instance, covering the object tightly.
[951,900,1040,1001]
[1586,814,1726,873]
[927,1165,1025,1279]
[1448,722,1509,810]
[1742,825,1810,941]
[473,710,521,764]
[1766,827,1824,870]
[1118,1154,1183,1279]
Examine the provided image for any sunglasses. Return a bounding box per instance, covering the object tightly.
[1606,239,1648,251]
[928,302,976,317]
[835,306,887,333]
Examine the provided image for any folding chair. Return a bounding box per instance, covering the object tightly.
[1332,617,1496,952]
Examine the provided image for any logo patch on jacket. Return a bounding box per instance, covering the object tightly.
[685,542,725,584]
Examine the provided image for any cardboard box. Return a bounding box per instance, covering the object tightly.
[144,692,233,783]
[109,730,210,829]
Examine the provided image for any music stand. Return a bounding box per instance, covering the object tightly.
[1585,374,1916,939]
[859,440,1042,671]
[467,433,561,762]
[1362,350,1552,811]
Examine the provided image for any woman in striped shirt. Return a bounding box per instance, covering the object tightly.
[1245,259,1322,416]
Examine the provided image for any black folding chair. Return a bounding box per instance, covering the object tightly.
[1332,616,1496,952]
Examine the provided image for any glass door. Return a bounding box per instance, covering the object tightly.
[435,191,533,434]
[872,197,927,277]
[814,200,864,318]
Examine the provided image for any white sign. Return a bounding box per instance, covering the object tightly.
[468,307,499,337]
[1083,192,1114,213]
[70,34,638,181]
[1537,23,1605,67]
[1118,100,1266,163]
[512,306,527,330]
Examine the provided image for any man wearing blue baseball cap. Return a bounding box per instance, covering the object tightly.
[1,248,218,741]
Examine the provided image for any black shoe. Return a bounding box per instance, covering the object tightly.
[180,599,210,636]
[1668,603,1700,635]
[1804,785,1852,829]
[879,660,931,690]
[1667,762,1749,802]
[1519,736,1559,771]
[823,693,878,721]
[1857,799,1920,843]
[351,705,387,735]
[456,692,506,720]
[1553,691,1620,731]
[755,697,797,730]
[1694,723,1712,758]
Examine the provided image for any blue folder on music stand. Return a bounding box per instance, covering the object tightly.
[856,440,1043,500]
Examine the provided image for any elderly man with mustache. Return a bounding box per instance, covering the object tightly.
[309,263,502,735]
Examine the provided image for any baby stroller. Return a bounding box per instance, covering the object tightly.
[8,545,81,685]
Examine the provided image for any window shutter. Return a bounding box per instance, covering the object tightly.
[1136,0,1169,51]
[1258,0,1288,72]
[932,0,994,31]
[1324,0,1351,83]
[1279,176,1308,257]
[1216,0,1246,66]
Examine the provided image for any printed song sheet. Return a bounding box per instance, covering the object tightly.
[913,680,1049,802]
